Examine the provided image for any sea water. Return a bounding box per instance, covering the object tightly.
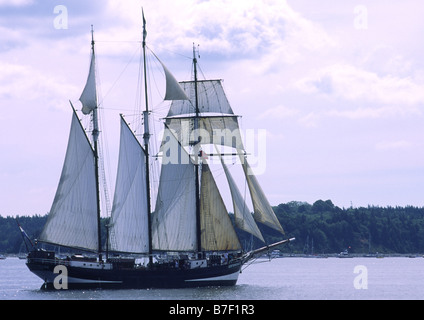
[1,256,423,300]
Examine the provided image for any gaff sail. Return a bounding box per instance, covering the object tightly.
[108,116,150,254]
[200,162,242,251]
[39,109,99,252]
[152,127,197,252]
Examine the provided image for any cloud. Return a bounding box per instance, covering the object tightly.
[361,45,414,78]
[104,0,335,61]
[1,0,424,215]
[375,140,414,151]
[298,64,424,104]
[298,112,320,128]
[0,0,33,6]
[296,63,424,119]
[327,105,421,120]
[259,105,299,120]
[0,61,79,109]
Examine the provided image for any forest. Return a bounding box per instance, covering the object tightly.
[2,200,424,255]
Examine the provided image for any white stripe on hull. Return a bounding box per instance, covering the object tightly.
[67,277,122,284]
[185,270,240,282]
[31,270,122,285]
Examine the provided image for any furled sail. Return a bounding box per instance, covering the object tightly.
[80,50,97,115]
[39,110,99,251]
[241,159,285,235]
[152,127,197,251]
[200,163,242,251]
[108,116,149,254]
[218,153,265,243]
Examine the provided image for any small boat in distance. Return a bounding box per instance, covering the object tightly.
[338,249,353,258]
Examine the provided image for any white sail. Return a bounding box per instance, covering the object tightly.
[109,117,149,254]
[219,155,265,243]
[151,53,188,101]
[165,116,244,149]
[200,163,242,251]
[80,51,97,115]
[152,127,197,251]
[163,64,189,100]
[167,80,235,117]
[242,159,285,235]
[40,110,99,251]
[164,80,245,149]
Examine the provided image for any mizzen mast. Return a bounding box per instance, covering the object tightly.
[142,9,153,265]
[192,44,202,254]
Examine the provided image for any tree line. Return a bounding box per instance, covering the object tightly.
[270,200,424,254]
[2,200,424,254]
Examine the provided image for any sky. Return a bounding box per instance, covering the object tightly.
[1,0,424,217]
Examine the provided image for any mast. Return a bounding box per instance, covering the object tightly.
[90,26,102,256]
[142,10,153,265]
[193,44,202,253]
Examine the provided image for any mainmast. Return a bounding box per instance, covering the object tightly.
[89,26,102,256]
[142,10,153,266]
[193,44,202,254]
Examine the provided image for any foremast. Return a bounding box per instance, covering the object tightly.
[89,26,103,257]
[37,26,104,254]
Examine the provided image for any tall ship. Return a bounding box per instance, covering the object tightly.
[25,15,294,289]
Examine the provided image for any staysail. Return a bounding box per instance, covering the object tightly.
[39,110,99,251]
[218,153,265,243]
[241,158,285,235]
[108,116,150,254]
[151,52,189,101]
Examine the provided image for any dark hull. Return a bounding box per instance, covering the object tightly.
[26,255,242,290]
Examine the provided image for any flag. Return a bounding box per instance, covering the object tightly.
[200,150,209,160]
[142,8,147,43]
